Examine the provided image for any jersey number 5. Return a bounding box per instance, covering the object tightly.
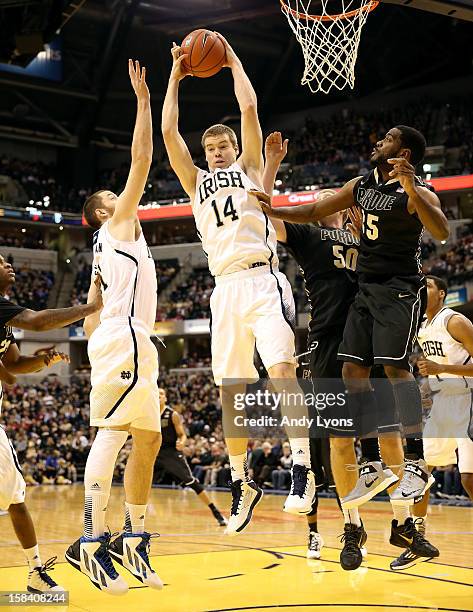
[333,245,358,271]
[361,211,379,240]
[211,195,239,227]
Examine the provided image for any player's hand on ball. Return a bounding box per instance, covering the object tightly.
[170,43,190,81]
[417,357,442,376]
[248,189,274,217]
[128,59,150,101]
[217,33,237,67]
[388,157,415,191]
[265,132,289,165]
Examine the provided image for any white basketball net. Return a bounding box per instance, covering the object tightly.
[281,0,378,94]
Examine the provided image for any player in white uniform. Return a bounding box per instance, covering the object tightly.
[0,253,102,592]
[65,61,163,595]
[162,38,315,535]
[391,274,473,570]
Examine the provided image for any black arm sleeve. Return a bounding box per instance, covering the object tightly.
[0,297,26,327]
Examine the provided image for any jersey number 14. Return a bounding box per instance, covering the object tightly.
[211,195,239,227]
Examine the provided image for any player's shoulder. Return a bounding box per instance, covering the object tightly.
[414,175,435,192]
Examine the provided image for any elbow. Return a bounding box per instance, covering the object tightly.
[241,100,257,115]
[433,223,450,242]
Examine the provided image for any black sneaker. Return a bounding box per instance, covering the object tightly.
[390,547,432,571]
[401,518,439,558]
[340,523,367,571]
[390,519,416,549]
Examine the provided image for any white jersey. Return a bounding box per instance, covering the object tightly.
[92,221,157,333]
[192,163,279,276]
[418,307,473,393]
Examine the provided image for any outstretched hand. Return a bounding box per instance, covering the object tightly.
[129,59,150,101]
[217,33,237,68]
[265,131,289,166]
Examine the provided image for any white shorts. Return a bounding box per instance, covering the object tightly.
[423,390,473,473]
[0,426,26,510]
[88,317,161,432]
[210,265,296,386]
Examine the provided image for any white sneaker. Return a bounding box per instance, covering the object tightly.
[225,479,263,536]
[307,531,324,559]
[283,465,316,515]
[108,532,163,590]
[390,458,435,505]
[27,557,65,593]
[65,533,128,596]
[341,461,398,510]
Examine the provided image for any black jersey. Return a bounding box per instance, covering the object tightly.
[354,168,433,277]
[282,223,359,336]
[0,297,25,360]
[160,406,177,449]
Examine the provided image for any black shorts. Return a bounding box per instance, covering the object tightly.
[155,447,195,486]
[338,275,427,372]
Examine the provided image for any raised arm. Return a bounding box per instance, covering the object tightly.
[387,158,449,241]
[110,60,153,234]
[250,177,359,224]
[221,36,263,181]
[263,131,289,242]
[161,44,198,199]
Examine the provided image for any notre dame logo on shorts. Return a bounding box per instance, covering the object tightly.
[120,370,132,380]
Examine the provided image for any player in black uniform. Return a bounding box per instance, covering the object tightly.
[0,254,102,592]
[156,388,227,526]
[256,125,449,565]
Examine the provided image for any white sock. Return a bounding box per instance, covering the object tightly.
[83,429,128,540]
[125,502,147,534]
[229,453,249,482]
[24,544,41,570]
[289,438,311,468]
[343,508,361,527]
[84,490,109,539]
[391,503,410,523]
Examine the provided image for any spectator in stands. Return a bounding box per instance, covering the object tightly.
[271,442,293,490]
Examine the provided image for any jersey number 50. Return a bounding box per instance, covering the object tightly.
[211,195,239,227]
[333,245,358,271]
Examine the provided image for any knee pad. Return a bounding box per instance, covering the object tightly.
[187,478,204,495]
[84,429,129,491]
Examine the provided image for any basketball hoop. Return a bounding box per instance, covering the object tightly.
[280,0,379,94]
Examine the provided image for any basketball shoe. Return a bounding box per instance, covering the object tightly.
[307,531,324,559]
[27,557,65,593]
[390,458,435,506]
[341,460,398,509]
[65,532,128,596]
[283,465,316,515]
[108,532,163,589]
[340,522,368,571]
[224,479,263,535]
[389,518,439,570]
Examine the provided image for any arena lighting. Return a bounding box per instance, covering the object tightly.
[59,225,63,230]
[66,258,71,264]
[21,228,26,233]
[423,163,432,172]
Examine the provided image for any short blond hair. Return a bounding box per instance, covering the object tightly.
[201,124,238,149]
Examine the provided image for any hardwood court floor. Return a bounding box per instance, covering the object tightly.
[0,485,472,611]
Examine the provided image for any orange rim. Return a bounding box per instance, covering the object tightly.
[280,0,379,22]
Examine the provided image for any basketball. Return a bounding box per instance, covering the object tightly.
[181,29,226,78]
